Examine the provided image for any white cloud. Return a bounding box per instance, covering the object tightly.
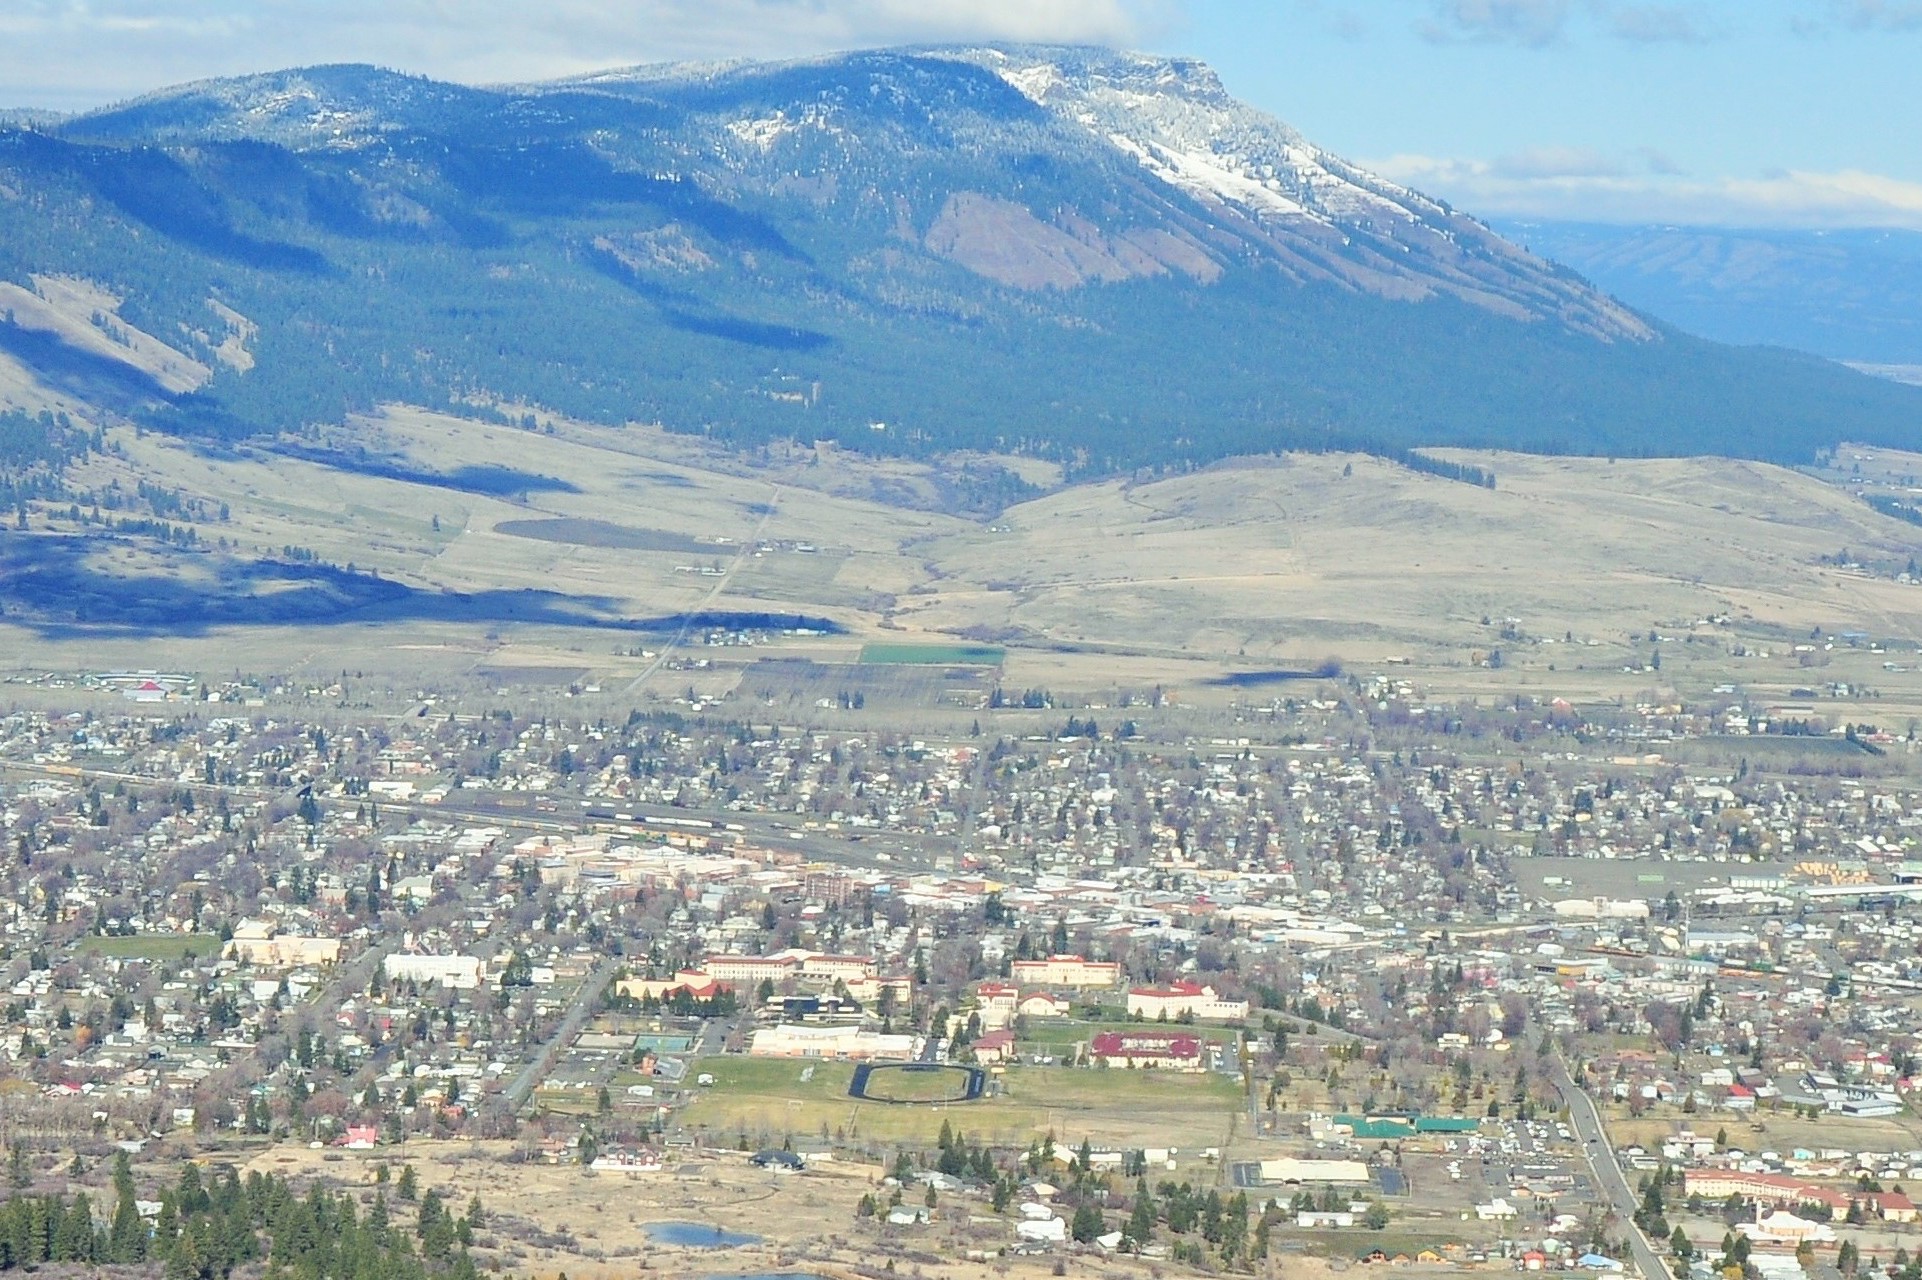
[1369,152,1922,229]
[0,0,1171,110]
[1606,3,1710,41]
[1416,0,1713,44]
[1822,0,1922,29]
[1423,0,1571,45]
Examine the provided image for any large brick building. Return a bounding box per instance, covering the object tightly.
[1682,1170,1915,1222]
[1125,981,1249,1022]
[1010,954,1120,989]
[1089,1030,1206,1070]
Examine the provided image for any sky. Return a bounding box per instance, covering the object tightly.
[0,0,1916,230]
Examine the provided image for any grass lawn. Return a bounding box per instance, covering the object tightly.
[671,1055,1246,1153]
[856,1064,979,1103]
[694,1055,858,1095]
[997,1065,1244,1109]
[1016,1018,1242,1048]
[857,642,1005,666]
[1291,1229,1477,1259]
[533,1088,601,1116]
[79,934,221,961]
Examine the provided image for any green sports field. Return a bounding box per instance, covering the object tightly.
[674,1055,1242,1150]
[79,934,222,960]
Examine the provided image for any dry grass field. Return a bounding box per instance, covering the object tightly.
[234,1136,1363,1280]
[1603,1104,1922,1156]
[12,404,1922,718]
[913,450,1922,668]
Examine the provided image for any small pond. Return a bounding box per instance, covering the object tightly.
[642,1221,760,1248]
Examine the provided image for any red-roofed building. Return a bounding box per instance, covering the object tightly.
[1682,1170,1852,1219]
[1018,992,1071,1019]
[1090,1030,1206,1071]
[1126,981,1249,1022]
[975,982,1020,1030]
[1871,1192,1918,1223]
[972,1030,1017,1064]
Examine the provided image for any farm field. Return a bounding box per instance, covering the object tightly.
[733,658,992,713]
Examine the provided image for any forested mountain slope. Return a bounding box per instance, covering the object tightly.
[0,48,1915,471]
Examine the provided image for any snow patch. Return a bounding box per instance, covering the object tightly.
[727,113,799,150]
[1108,133,1310,221]
[994,63,1064,104]
[724,104,840,151]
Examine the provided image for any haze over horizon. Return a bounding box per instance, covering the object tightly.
[1,0,1917,233]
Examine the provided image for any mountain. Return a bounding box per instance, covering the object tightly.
[1499,220,1922,369]
[1,47,1917,472]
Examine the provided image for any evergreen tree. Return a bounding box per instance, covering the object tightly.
[1125,1182,1156,1249]
[109,1150,147,1263]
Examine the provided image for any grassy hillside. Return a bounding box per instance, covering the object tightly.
[11,406,1922,735]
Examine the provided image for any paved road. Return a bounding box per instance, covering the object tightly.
[498,956,623,1114]
[622,482,782,699]
[1550,1056,1669,1280]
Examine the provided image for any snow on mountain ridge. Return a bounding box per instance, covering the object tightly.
[50,48,1653,341]
[941,46,1650,340]
[955,46,1440,234]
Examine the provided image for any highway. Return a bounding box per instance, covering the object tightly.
[1550,1056,1670,1280]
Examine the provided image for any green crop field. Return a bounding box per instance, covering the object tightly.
[858,643,1005,666]
[79,934,222,961]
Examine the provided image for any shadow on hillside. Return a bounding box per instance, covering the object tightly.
[0,536,844,637]
[1207,664,1342,688]
[0,320,178,416]
[586,246,833,352]
[266,443,582,497]
[0,130,332,274]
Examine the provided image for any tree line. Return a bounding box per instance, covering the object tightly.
[0,1151,483,1280]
